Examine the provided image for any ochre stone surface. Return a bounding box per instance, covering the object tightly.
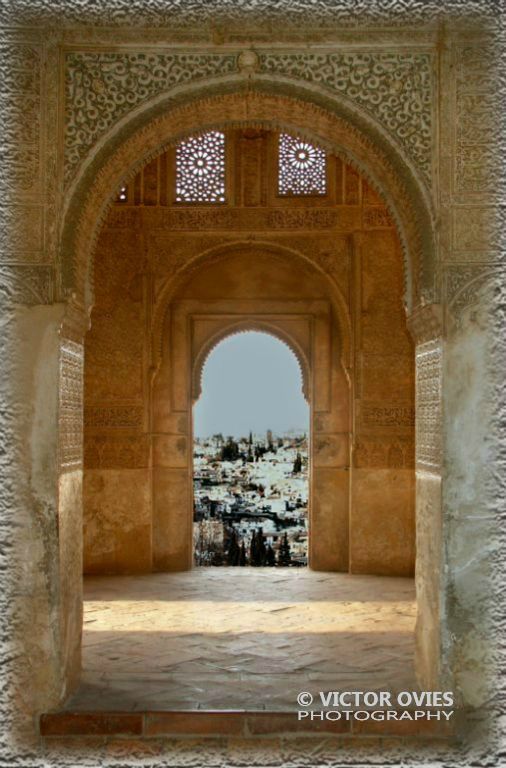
[4,17,501,752]
[351,469,415,575]
[83,469,151,574]
[83,133,415,577]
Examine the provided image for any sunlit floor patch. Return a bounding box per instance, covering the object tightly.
[67,569,418,712]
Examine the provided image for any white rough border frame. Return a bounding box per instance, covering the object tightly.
[0,1,504,766]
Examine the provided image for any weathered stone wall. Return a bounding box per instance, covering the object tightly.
[0,5,502,759]
[82,136,415,577]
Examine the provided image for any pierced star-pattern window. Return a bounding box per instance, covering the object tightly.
[175,131,226,203]
[278,134,326,196]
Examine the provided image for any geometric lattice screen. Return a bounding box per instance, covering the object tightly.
[278,133,326,196]
[175,131,226,203]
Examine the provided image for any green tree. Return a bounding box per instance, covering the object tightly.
[277,532,292,567]
[226,527,240,566]
[265,544,276,566]
[221,437,239,461]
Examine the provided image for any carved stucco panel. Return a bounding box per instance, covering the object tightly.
[415,340,442,473]
[0,265,52,304]
[63,50,433,187]
[64,51,237,184]
[453,44,500,196]
[0,43,42,199]
[452,206,500,253]
[445,264,496,328]
[0,204,44,261]
[259,52,432,179]
[0,38,49,311]
[59,340,84,471]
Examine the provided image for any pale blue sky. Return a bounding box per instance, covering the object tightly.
[193,332,309,438]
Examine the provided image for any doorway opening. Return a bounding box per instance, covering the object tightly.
[192,331,310,568]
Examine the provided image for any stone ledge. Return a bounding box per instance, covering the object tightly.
[40,710,456,740]
[40,712,143,737]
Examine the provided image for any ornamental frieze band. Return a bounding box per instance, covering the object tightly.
[105,206,365,231]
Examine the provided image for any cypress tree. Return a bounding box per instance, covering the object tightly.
[278,532,292,566]
[266,544,276,566]
[227,527,240,566]
[257,526,266,566]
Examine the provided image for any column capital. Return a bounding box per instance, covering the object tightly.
[406,303,443,345]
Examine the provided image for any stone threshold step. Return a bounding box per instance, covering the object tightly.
[40,710,455,739]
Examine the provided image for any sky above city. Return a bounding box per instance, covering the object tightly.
[193,331,309,438]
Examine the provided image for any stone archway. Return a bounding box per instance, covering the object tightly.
[59,87,435,321]
[82,129,417,583]
[71,92,426,701]
[2,14,499,744]
[150,244,352,572]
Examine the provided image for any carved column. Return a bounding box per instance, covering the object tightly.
[57,300,88,696]
[407,303,443,690]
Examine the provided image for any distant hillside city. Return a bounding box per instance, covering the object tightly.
[193,430,308,567]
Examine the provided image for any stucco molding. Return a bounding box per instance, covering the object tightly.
[63,49,433,188]
[445,264,497,328]
[407,303,443,345]
[59,89,436,328]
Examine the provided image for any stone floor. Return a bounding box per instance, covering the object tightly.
[66,569,418,712]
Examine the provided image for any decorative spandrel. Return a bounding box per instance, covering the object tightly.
[175,131,226,203]
[278,134,326,196]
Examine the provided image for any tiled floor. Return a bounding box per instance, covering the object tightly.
[65,569,418,712]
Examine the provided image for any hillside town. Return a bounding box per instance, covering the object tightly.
[193,431,308,567]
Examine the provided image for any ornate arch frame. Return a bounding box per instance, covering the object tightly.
[59,82,436,331]
[192,321,311,404]
[150,239,352,376]
[147,239,352,571]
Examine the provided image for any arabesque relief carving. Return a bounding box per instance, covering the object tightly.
[445,265,495,326]
[59,340,84,470]
[354,439,414,469]
[361,403,415,428]
[415,340,442,472]
[110,206,361,232]
[64,51,237,183]
[84,434,149,469]
[64,50,433,188]
[259,52,432,179]
[0,204,44,260]
[84,405,144,428]
[0,265,52,304]
[0,43,42,198]
[454,45,499,194]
